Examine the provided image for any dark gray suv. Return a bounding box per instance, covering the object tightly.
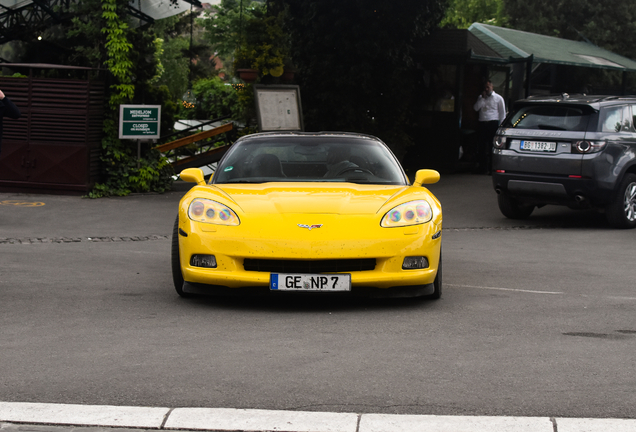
[492,95,636,228]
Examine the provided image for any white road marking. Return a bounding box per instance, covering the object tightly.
[450,284,636,300]
[556,417,636,432]
[580,294,636,301]
[166,407,358,432]
[360,414,554,432]
[2,402,636,432]
[447,283,564,295]
[0,402,168,428]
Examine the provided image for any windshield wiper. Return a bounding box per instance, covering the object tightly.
[217,180,266,184]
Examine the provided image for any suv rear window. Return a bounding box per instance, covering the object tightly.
[503,105,592,131]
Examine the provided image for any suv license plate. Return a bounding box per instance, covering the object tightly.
[520,140,557,152]
[270,273,351,292]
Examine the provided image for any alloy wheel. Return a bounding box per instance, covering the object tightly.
[623,182,636,222]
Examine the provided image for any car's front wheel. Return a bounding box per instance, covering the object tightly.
[429,251,442,300]
[171,216,189,297]
[497,192,534,219]
[606,173,636,229]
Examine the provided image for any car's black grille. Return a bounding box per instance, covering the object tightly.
[243,258,376,273]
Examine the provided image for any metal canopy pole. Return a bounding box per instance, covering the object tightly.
[525,55,534,98]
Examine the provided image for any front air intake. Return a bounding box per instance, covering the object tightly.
[243,259,376,273]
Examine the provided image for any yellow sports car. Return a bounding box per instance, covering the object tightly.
[172,132,442,298]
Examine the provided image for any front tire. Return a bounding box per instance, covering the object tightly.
[497,192,534,219]
[171,216,188,297]
[606,173,636,229]
[429,251,442,300]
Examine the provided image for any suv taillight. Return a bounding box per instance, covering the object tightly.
[493,135,506,149]
[573,140,606,154]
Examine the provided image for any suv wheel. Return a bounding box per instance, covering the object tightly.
[497,193,534,219]
[606,173,636,229]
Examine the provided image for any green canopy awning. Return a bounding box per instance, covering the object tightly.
[468,23,636,72]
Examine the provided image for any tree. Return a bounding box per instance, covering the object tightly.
[202,0,282,78]
[153,15,193,101]
[440,0,506,29]
[505,0,636,91]
[66,0,174,196]
[271,0,446,155]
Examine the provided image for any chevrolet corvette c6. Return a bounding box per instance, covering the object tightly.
[172,132,442,298]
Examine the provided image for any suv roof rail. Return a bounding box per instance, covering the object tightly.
[526,93,587,99]
[523,94,634,103]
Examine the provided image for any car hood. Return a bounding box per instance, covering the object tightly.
[211,183,418,215]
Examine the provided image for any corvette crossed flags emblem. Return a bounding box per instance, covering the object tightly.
[298,224,323,230]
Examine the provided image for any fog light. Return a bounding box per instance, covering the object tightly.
[190,254,217,268]
[402,256,429,269]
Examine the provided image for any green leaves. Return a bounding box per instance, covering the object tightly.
[202,0,259,61]
[203,1,290,78]
[440,0,507,29]
[89,114,174,198]
[88,0,173,198]
[102,0,134,105]
[504,0,636,92]
[185,76,241,120]
[506,0,636,61]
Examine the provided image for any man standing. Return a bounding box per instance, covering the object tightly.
[473,80,505,174]
[0,88,21,155]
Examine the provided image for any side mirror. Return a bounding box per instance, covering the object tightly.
[413,169,440,186]
[180,168,206,185]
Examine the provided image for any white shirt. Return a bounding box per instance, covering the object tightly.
[474,91,506,123]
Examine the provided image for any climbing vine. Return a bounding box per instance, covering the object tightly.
[89,0,173,198]
[102,0,134,106]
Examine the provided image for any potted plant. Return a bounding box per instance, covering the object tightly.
[280,64,296,82]
[233,8,290,83]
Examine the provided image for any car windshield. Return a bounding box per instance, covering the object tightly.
[212,135,407,185]
[503,105,592,131]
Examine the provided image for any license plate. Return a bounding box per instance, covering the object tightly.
[520,140,557,152]
[270,273,351,292]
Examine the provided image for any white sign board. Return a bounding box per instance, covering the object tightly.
[254,85,303,132]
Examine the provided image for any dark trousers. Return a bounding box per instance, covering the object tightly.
[476,120,499,173]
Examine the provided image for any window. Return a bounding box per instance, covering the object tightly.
[504,105,591,131]
[213,137,407,185]
[600,107,623,133]
[621,106,633,132]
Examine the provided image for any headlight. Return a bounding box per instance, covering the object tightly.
[381,200,432,227]
[188,198,240,226]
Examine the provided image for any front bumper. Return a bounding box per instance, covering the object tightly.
[181,281,436,298]
[178,215,442,292]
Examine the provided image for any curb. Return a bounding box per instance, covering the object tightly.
[2,402,636,432]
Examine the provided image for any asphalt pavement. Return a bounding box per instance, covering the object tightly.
[0,172,612,243]
[1,173,634,432]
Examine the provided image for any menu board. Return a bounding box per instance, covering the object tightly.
[254,85,303,131]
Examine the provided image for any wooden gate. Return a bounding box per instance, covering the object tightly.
[0,75,104,194]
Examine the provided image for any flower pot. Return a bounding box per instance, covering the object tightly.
[237,68,258,83]
[280,70,295,82]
